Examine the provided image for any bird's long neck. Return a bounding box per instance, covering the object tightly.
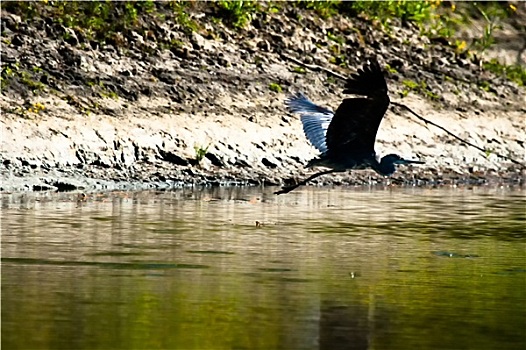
[373,155,395,176]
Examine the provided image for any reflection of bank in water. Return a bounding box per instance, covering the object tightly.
[319,298,388,350]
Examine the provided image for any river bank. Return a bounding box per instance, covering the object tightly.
[1,2,525,192]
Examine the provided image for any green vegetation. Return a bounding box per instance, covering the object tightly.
[402,79,419,91]
[327,31,345,45]
[478,80,492,92]
[4,1,144,40]
[98,85,119,100]
[298,0,339,19]
[86,80,120,99]
[194,143,211,164]
[470,3,507,53]
[1,0,523,98]
[7,101,46,119]
[326,76,337,85]
[168,1,199,34]
[384,64,398,74]
[2,1,199,47]
[1,62,46,93]
[1,64,16,90]
[215,1,259,28]
[292,1,521,91]
[2,1,517,59]
[268,82,283,93]
[483,59,526,87]
[292,66,306,74]
[293,0,447,31]
[328,53,347,67]
[342,0,436,26]
[19,70,46,93]
[401,79,440,100]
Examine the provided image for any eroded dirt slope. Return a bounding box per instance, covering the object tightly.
[1,4,525,191]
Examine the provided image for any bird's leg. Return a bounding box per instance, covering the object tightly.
[274,169,337,195]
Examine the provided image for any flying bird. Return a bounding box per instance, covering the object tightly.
[275,58,424,195]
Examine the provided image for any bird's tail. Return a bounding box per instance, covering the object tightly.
[343,58,388,97]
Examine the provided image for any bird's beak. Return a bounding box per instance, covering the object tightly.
[399,159,425,165]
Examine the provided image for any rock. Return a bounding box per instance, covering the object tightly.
[33,183,57,191]
[3,14,22,32]
[171,46,192,59]
[205,152,224,167]
[58,45,81,66]
[52,180,82,192]
[261,158,278,169]
[11,34,25,46]
[191,32,212,51]
[158,149,189,166]
[257,39,271,52]
[64,28,79,46]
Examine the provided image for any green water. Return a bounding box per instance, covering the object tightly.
[2,187,525,350]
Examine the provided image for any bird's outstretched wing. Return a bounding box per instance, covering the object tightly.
[286,93,334,154]
[343,58,388,97]
[325,58,390,156]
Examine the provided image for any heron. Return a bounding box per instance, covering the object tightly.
[275,58,424,195]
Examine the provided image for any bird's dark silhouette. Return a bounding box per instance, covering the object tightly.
[275,58,424,195]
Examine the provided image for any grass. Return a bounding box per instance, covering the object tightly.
[327,31,345,45]
[478,80,491,92]
[296,0,437,24]
[326,76,337,85]
[269,82,283,93]
[81,79,119,99]
[328,54,348,67]
[215,1,260,28]
[297,1,340,19]
[2,1,515,58]
[1,64,17,90]
[468,2,509,54]
[169,1,200,34]
[341,1,436,27]
[194,143,211,164]
[292,66,306,74]
[20,71,46,93]
[402,79,419,90]
[384,64,398,74]
[401,79,440,100]
[483,59,526,87]
[1,62,47,93]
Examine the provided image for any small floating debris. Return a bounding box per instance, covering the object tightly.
[432,251,480,258]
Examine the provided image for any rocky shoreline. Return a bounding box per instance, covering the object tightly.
[1,2,525,192]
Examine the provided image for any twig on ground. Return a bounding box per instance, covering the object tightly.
[390,102,525,168]
[280,53,347,81]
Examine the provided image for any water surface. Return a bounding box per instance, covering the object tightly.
[2,186,525,349]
